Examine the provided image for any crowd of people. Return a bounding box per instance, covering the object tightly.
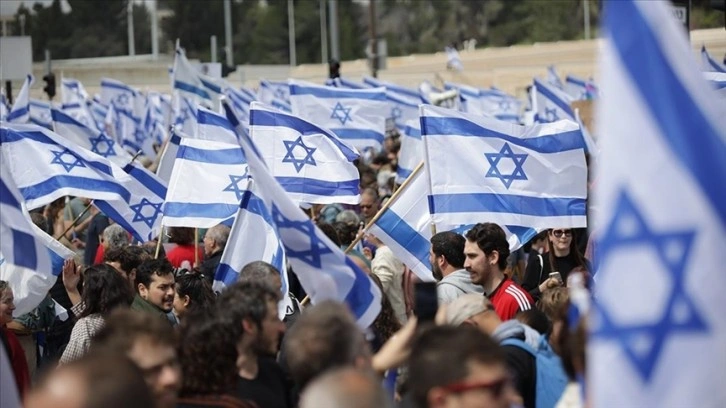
[1,134,593,408]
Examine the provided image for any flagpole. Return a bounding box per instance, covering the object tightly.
[194,228,199,266]
[154,223,164,259]
[56,150,144,242]
[343,161,424,254]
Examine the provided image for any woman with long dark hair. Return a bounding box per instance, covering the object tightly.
[521,228,591,302]
[59,264,134,364]
[172,273,216,322]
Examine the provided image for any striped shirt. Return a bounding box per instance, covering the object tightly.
[487,277,533,321]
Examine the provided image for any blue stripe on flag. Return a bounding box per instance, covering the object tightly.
[420,117,585,153]
[342,256,376,320]
[198,109,235,132]
[608,1,726,224]
[276,177,360,198]
[332,128,385,144]
[101,80,134,92]
[428,193,587,217]
[214,263,240,287]
[94,201,149,242]
[177,144,246,164]
[375,210,431,269]
[173,80,211,101]
[19,176,132,202]
[289,85,386,100]
[535,79,574,116]
[163,202,239,219]
[7,107,29,121]
[123,164,167,198]
[397,167,413,180]
[0,179,21,207]
[12,229,37,270]
[250,109,359,161]
[200,78,222,94]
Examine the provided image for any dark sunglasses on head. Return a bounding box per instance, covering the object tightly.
[440,375,512,399]
[552,229,573,238]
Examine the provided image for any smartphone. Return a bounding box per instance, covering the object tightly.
[414,282,439,322]
[549,271,563,284]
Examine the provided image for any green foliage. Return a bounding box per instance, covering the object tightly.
[11,0,725,63]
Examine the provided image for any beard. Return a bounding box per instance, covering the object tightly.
[252,331,279,357]
[432,264,443,281]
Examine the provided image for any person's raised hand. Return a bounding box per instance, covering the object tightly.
[372,316,418,373]
[62,258,81,292]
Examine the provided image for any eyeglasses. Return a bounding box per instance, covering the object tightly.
[440,375,512,399]
[360,204,374,209]
[552,229,572,238]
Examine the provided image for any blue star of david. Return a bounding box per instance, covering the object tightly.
[274,87,287,101]
[592,191,707,382]
[484,143,528,189]
[544,107,559,122]
[223,169,250,201]
[498,99,513,111]
[271,203,332,268]
[330,102,353,125]
[282,136,317,173]
[134,128,146,144]
[89,133,118,157]
[116,93,130,107]
[177,107,190,124]
[129,198,163,228]
[50,149,87,173]
[391,106,402,120]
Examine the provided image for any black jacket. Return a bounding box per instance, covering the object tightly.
[200,250,223,283]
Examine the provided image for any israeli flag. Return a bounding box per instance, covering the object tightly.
[94,161,167,242]
[61,102,98,132]
[289,79,387,150]
[368,166,434,282]
[172,47,222,110]
[61,78,89,105]
[591,1,726,407]
[396,120,423,184]
[363,76,420,101]
[156,129,183,183]
[564,74,599,100]
[173,94,198,137]
[701,45,726,73]
[51,108,134,166]
[213,181,292,317]
[445,46,463,71]
[101,78,136,114]
[258,80,292,112]
[163,138,248,228]
[249,102,360,205]
[533,77,575,123]
[420,105,588,230]
[89,99,109,130]
[361,77,419,131]
[7,74,32,123]
[547,65,564,89]
[232,103,381,328]
[141,96,167,146]
[118,109,155,159]
[0,123,139,209]
[0,157,52,315]
[1,222,76,315]
[479,89,523,123]
[224,86,255,135]
[0,92,8,121]
[197,107,239,144]
[29,99,53,129]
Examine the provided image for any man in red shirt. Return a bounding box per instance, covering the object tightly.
[463,223,533,320]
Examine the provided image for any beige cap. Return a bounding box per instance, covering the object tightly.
[444,294,494,326]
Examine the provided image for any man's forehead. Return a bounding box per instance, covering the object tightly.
[151,273,175,284]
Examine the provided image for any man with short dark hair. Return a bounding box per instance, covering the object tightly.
[132,259,176,323]
[464,223,533,320]
[105,246,149,291]
[199,224,230,282]
[91,310,181,408]
[283,301,370,391]
[430,231,483,304]
[407,325,517,408]
[216,281,290,408]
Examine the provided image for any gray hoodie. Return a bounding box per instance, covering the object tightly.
[492,319,542,349]
[436,269,484,304]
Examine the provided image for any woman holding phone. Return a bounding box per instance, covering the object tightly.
[521,228,591,301]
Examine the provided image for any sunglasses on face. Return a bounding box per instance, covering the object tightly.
[360,204,374,209]
[552,229,573,238]
[440,375,512,399]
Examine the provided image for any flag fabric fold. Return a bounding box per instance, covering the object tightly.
[591,1,726,406]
